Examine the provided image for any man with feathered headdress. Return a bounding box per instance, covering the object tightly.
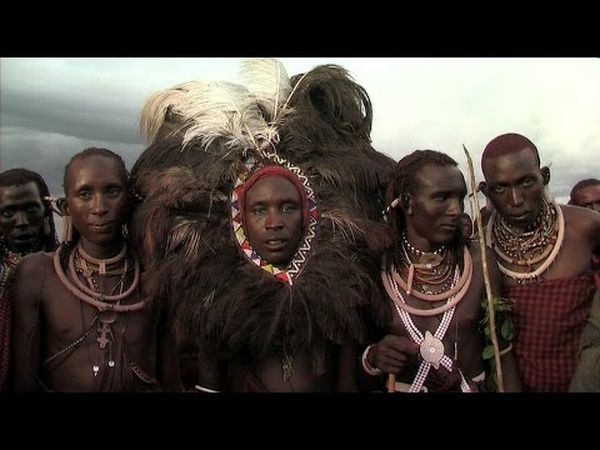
[130,59,393,392]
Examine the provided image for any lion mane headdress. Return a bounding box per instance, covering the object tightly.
[130,59,393,374]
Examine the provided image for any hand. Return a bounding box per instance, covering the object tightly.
[367,335,419,375]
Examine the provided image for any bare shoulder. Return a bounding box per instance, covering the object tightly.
[561,204,600,243]
[14,252,53,298]
[16,252,53,278]
[465,239,496,267]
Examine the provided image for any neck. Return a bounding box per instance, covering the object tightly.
[403,230,444,255]
[78,238,126,261]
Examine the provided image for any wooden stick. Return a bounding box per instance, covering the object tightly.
[387,374,396,393]
[462,144,505,392]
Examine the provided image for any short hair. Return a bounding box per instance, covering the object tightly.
[0,168,58,252]
[481,133,541,174]
[63,147,129,195]
[569,178,600,205]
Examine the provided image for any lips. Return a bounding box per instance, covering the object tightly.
[439,223,458,231]
[263,239,287,250]
[13,233,35,242]
[509,212,530,222]
[89,221,115,231]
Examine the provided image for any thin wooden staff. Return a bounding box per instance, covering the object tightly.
[462,144,505,392]
[387,373,396,393]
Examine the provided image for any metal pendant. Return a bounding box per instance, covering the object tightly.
[420,331,445,369]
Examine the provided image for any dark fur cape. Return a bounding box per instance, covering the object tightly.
[130,64,394,373]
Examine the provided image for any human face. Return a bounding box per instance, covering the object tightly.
[244,176,303,266]
[65,155,128,256]
[482,147,545,230]
[0,181,45,253]
[404,163,466,251]
[571,185,600,212]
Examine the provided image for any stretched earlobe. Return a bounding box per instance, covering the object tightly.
[62,215,73,243]
[401,193,413,215]
[541,166,551,185]
[478,181,488,198]
[42,216,52,237]
[56,197,68,216]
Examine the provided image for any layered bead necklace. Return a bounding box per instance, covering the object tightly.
[487,199,564,283]
[381,236,474,392]
[53,242,143,377]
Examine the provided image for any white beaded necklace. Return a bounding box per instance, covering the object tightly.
[390,271,472,393]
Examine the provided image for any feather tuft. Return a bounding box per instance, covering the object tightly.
[240,58,292,123]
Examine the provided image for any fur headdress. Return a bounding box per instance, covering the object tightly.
[131,59,393,373]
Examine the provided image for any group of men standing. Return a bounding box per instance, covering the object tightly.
[1,59,599,393]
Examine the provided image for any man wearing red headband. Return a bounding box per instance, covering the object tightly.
[131,60,393,392]
[239,166,308,267]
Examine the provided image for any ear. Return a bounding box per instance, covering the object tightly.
[541,166,551,185]
[478,181,489,198]
[401,193,413,215]
[56,197,69,216]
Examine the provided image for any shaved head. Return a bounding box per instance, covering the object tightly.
[482,133,540,177]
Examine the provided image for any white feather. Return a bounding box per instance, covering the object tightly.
[141,80,278,154]
[139,81,197,143]
[240,58,292,123]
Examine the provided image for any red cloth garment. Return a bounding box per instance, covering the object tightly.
[508,274,595,392]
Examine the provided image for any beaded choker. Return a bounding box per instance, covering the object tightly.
[487,199,564,282]
[382,247,473,316]
[53,244,143,313]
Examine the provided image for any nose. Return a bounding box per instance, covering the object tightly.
[509,187,524,207]
[446,198,462,217]
[14,211,30,228]
[91,193,109,215]
[265,210,283,229]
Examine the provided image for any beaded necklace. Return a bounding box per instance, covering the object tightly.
[389,272,472,393]
[487,200,565,282]
[54,243,143,312]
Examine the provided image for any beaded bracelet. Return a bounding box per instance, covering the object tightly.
[361,345,383,376]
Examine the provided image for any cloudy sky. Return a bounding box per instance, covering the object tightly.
[1,58,599,208]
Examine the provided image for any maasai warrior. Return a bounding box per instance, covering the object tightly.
[0,168,58,391]
[569,178,600,213]
[130,59,393,392]
[12,148,180,392]
[569,178,600,289]
[568,178,600,391]
[361,150,521,392]
[480,133,600,392]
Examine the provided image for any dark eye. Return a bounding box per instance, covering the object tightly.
[521,178,534,188]
[281,204,298,213]
[26,205,41,214]
[1,210,14,218]
[491,185,506,194]
[107,187,122,197]
[78,191,92,199]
